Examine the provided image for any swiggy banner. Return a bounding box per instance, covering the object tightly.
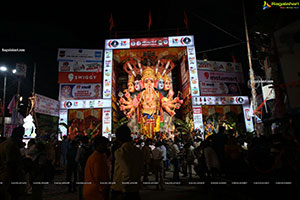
[58,72,102,83]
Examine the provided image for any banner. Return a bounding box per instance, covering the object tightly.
[102,108,112,137]
[198,70,244,83]
[59,84,102,100]
[193,106,204,132]
[35,94,60,117]
[58,109,68,138]
[243,104,254,132]
[169,36,194,47]
[15,63,27,77]
[187,46,200,96]
[103,50,113,98]
[57,48,103,62]
[60,99,111,109]
[58,72,102,83]
[58,61,102,72]
[199,81,241,96]
[197,60,243,73]
[192,96,249,106]
[130,37,169,48]
[105,39,130,49]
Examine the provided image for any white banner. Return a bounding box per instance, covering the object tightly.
[58,61,102,72]
[60,99,111,109]
[34,94,60,117]
[168,35,194,47]
[187,46,200,96]
[192,96,249,106]
[198,70,244,83]
[243,104,254,132]
[197,60,243,73]
[57,48,103,62]
[105,39,130,49]
[103,50,113,98]
[193,106,204,132]
[102,108,112,137]
[58,109,68,138]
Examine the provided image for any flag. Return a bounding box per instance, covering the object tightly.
[232,55,237,63]
[148,10,152,30]
[184,10,189,29]
[7,96,16,115]
[109,13,114,31]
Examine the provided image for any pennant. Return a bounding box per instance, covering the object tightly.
[232,55,237,63]
[148,10,152,30]
[184,10,189,29]
[109,13,114,31]
[7,96,16,115]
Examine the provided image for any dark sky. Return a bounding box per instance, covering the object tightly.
[0,0,299,109]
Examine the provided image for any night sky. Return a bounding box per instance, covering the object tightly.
[0,1,299,114]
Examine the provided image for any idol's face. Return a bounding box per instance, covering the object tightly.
[164,80,171,91]
[145,78,154,89]
[158,79,164,90]
[134,80,141,91]
[128,82,135,93]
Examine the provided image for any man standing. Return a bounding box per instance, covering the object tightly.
[0,126,25,200]
[84,136,110,200]
[152,142,164,190]
[111,125,143,200]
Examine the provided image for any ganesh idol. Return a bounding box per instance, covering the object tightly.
[119,58,183,138]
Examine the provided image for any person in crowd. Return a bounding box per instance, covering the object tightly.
[83,136,110,200]
[141,138,152,182]
[184,142,196,180]
[111,124,143,200]
[210,126,227,170]
[0,126,25,200]
[60,135,68,169]
[110,137,121,181]
[170,137,180,181]
[158,140,167,178]
[202,139,221,177]
[31,141,49,200]
[66,140,79,192]
[152,142,164,190]
[76,136,93,200]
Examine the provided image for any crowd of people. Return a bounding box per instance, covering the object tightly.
[0,122,299,200]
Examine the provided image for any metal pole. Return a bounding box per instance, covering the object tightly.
[16,77,21,111]
[2,75,7,136]
[32,62,36,95]
[242,0,259,136]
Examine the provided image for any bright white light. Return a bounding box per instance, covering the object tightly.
[0,66,7,72]
[23,114,36,138]
[12,69,17,74]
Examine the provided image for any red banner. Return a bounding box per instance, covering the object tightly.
[58,72,102,83]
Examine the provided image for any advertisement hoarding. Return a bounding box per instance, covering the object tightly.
[58,72,102,83]
[198,71,244,83]
[35,94,60,117]
[192,96,249,106]
[58,61,102,72]
[57,48,103,62]
[60,99,111,109]
[59,83,102,100]
[199,81,241,96]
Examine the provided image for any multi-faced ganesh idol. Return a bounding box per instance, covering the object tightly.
[119,58,183,138]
